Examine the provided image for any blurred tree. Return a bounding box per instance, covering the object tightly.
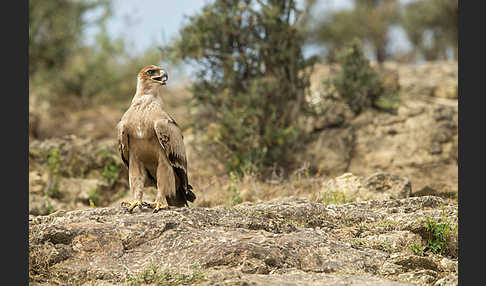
[29,0,165,106]
[401,0,458,61]
[308,0,399,63]
[29,0,111,75]
[171,0,316,175]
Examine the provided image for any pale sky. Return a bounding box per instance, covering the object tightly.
[85,0,411,54]
[83,0,414,82]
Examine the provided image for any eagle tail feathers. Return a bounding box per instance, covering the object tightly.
[185,184,196,202]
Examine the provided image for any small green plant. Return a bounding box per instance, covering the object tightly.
[126,264,205,286]
[423,216,452,255]
[409,242,423,255]
[320,190,353,205]
[226,172,243,206]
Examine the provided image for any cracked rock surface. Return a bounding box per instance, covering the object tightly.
[29,196,457,285]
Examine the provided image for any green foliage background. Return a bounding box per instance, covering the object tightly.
[170,0,317,175]
[29,0,457,177]
[29,0,164,107]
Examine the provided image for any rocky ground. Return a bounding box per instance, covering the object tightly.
[29,61,458,285]
[29,195,457,285]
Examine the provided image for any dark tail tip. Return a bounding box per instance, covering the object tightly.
[186,184,196,202]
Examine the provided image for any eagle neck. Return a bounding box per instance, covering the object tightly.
[133,79,164,105]
[132,90,164,107]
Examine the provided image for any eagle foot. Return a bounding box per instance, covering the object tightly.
[145,201,169,213]
[121,200,145,213]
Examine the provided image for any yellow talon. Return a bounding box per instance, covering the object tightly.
[121,200,143,212]
[145,201,167,213]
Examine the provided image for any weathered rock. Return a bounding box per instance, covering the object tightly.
[304,61,457,200]
[433,274,458,286]
[203,269,413,285]
[392,61,457,100]
[439,257,457,273]
[348,100,457,198]
[355,231,422,253]
[320,172,410,202]
[398,270,438,285]
[29,196,457,285]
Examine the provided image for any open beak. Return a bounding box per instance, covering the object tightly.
[151,70,168,85]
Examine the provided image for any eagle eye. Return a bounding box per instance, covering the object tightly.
[147,70,155,76]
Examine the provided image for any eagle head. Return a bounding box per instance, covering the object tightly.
[137,65,168,91]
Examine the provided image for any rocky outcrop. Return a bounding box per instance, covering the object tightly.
[303,61,458,199]
[29,196,457,285]
[349,100,457,198]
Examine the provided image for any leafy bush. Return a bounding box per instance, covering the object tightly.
[172,0,315,175]
[327,39,399,114]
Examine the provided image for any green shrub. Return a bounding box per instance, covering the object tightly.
[328,39,399,114]
[44,193,54,214]
[423,216,453,255]
[172,0,315,175]
[29,0,111,76]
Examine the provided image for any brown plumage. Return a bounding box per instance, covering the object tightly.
[118,65,195,212]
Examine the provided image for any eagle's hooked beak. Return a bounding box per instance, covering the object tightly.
[151,70,168,85]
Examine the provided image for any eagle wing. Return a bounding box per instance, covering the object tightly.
[154,117,187,171]
[154,117,196,205]
[117,121,130,168]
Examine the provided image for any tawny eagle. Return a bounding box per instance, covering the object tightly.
[117,65,195,212]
